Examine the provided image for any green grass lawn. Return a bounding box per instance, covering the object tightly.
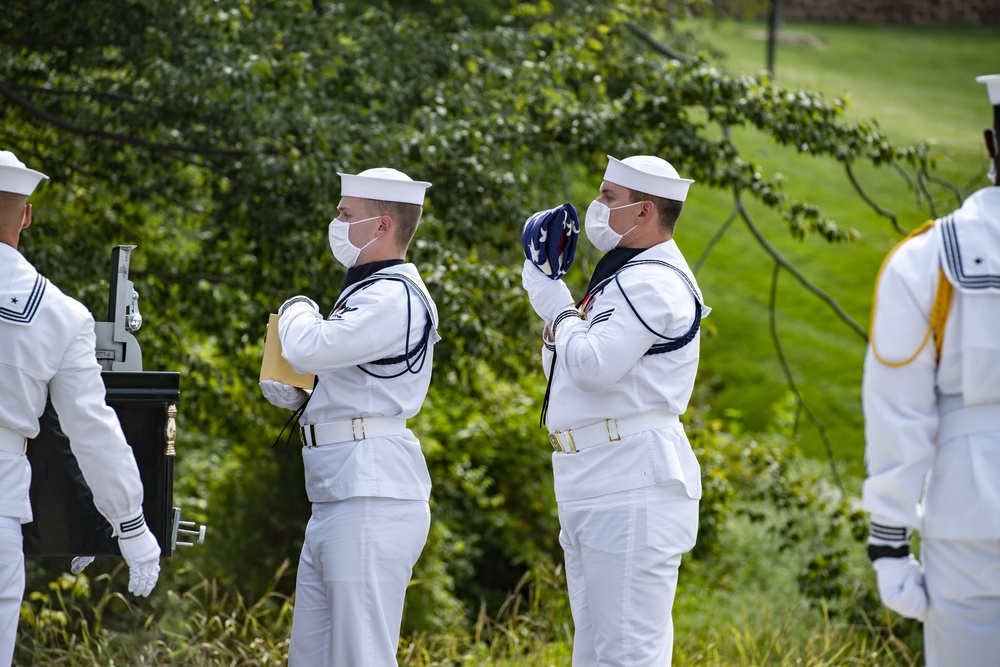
[676,20,998,479]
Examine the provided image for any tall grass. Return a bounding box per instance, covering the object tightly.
[17,561,294,666]
[17,545,919,666]
[676,605,920,667]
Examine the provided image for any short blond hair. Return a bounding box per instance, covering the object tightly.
[627,189,684,236]
[363,199,424,252]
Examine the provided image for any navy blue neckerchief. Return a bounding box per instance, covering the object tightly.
[341,259,405,295]
[580,248,645,308]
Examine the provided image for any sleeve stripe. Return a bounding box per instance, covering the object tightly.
[588,309,614,326]
[119,514,145,535]
[552,308,582,335]
[870,523,909,542]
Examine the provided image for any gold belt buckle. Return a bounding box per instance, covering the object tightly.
[606,419,622,442]
[548,430,577,454]
[300,424,317,447]
[351,417,366,441]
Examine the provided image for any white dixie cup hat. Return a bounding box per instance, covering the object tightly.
[976,74,1000,106]
[603,155,694,202]
[336,167,432,205]
[0,150,49,196]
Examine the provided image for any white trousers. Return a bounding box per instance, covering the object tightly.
[0,517,23,667]
[558,481,699,667]
[288,496,430,667]
[923,537,1000,667]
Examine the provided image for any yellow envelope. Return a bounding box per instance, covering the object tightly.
[260,313,315,389]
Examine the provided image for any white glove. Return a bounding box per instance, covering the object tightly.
[118,529,161,597]
[260,379,309,410]
[873,555,928,621]
[70,556,95,574]
[521,259,575,323]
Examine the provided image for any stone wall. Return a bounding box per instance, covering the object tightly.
[779,0,1000,24]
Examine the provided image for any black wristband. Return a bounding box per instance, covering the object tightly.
[867,543,910,561]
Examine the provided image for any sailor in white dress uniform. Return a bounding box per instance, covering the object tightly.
[260,168,438,666]
[0,150,160,667]
[522,155,708,666]
[862,74,1000,666]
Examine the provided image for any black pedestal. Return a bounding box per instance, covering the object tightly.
[22,371,180,558]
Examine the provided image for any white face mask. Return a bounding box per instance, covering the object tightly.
[584,200,642,252]
[328,216,379,268]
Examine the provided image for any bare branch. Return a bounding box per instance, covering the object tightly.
[624,22,687,62]
[736,193,869,341]
[961,166,992,192]
[0,77,248,159]
[893,162,918,202]
[692,202,739,275]
[7,81,144,105]
[768,261,844,491]
[711,128,866,342]
[925,173,964,208]
[915,165,938,219]
[845,161,907,236]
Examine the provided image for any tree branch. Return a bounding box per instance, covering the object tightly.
[7,81,144,105]
[961,166,992,192]
[0,77,248,159]
[915,165,939,219]
[693,202,739,275]
[768,260,844,492]
[735,192,869,341]
[625,22,687,62]
[925,172,964,208]
[845,161,906,235]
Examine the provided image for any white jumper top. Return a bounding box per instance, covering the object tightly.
[0,243,144,528]
[862,187,1000,538]
[278,263,438,503]
[543,240,709,502]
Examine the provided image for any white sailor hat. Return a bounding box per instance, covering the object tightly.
[976,74,1000,106]
[0,150,49,197]
[337,167,432,206]
[603,154,694,202]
